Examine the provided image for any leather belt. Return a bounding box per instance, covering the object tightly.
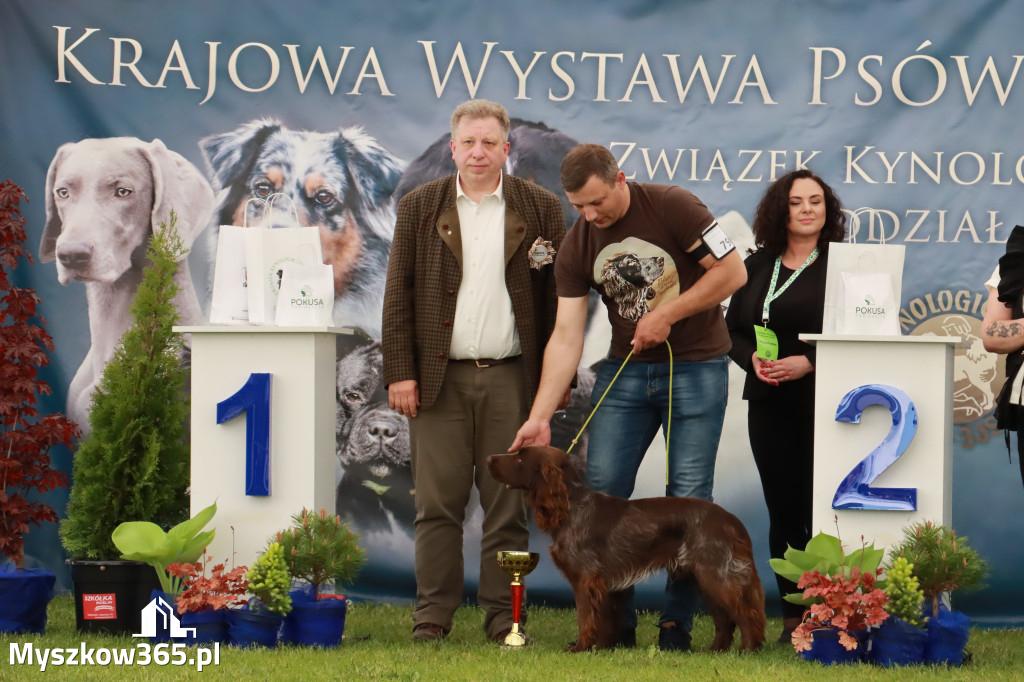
[451,356,521,368]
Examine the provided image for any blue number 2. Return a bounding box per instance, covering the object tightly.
[831,383,918,511]
[217,373,272,496]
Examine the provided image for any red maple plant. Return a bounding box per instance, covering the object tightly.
[0,180,79,567]
[167,557,250,613]
[792,566,889,653]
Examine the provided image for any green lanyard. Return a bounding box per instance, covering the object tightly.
[761,248,818,325]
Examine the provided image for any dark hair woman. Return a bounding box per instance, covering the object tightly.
[725,168,846,643]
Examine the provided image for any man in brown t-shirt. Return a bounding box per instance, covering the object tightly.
[510,143,746,651]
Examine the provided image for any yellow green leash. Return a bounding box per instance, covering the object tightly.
[567,340,674,481]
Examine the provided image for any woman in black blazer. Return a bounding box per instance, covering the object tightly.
[726,169,846,644]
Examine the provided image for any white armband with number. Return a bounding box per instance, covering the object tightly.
[701,222,735,259]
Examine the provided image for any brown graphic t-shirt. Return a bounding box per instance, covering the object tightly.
[555,183,731,362]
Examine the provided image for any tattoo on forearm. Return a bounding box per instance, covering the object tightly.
[986,321,1024,338]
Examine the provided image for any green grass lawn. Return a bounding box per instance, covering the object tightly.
[2,596,1022,680]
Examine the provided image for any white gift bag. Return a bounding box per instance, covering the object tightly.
[245,194,324,325]
[824,237,905,336]
[209,198,266,325]
[275,263,335,326]
[839,270,899,335]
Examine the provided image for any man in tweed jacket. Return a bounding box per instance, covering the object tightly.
[382,100,564,643]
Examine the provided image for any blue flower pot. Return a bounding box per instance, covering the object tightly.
[800,627,868,664]
[281,591,347,647]
[0,564,56,635]
[227,608,282,648]
[923,607,970,666]
[181,609,228,645]
[868,616,927,667]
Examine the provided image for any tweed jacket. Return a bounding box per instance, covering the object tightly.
[382,173,564,410]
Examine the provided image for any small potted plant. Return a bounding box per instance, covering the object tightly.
[245,542,293,617]
[60,214,191,634]
[888,520,989,665]
[274,508,365,647]
[870,556,928,666]
[168,554,249,645]
[216,541,294,649]
[111,501,217,641]
[0,180,78,634]
[770,526,888,664]
[111,501,218,598]
[791,565,889,663]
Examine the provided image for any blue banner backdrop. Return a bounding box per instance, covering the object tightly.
[2,0,1022,626]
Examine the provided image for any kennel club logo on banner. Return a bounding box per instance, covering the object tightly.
[903,287,1003,448]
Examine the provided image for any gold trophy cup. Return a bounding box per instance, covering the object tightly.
[496,550,540,647]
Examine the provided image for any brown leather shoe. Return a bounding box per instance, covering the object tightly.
[412,623,448,641]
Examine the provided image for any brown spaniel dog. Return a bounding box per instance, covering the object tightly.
[487,446,765,652]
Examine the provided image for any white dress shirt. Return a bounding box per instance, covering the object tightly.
[449,173,522,360]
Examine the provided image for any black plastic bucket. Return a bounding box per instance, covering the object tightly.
[68,560,159,635]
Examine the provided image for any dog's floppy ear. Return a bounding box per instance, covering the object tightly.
[199,118,282,225]
[142,139,215,249]
[40,143,74,262]
[531,459,570,531]
[199,118,282,190]
[335,126,404,212]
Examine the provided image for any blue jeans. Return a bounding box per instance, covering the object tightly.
[585,354,729,632]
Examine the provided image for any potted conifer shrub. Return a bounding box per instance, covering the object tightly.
[0,180,79,634]
[217,542,293,649]
[274,508,365,647]
[59,213,192,634]
[245,542,292,618]
[869,555,929,667]
[887,520,989,666]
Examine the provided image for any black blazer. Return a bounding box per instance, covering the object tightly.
[725,248,828,411]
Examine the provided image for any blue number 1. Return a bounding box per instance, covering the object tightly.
[831,383,918,511]
[217,373,272,496]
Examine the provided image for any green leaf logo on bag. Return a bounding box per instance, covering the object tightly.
[856,299,887,317]
[291,282,325,307]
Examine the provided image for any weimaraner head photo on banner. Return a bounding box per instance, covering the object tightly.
[40,137,215,433]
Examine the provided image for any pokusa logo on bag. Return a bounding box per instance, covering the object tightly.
[855,294,888,318]
[290,282,326,307]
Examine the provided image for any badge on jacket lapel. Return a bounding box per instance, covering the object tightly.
[528,236,556,269]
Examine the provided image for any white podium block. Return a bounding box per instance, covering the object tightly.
[800,334,961,555]
[176,325,352,569]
